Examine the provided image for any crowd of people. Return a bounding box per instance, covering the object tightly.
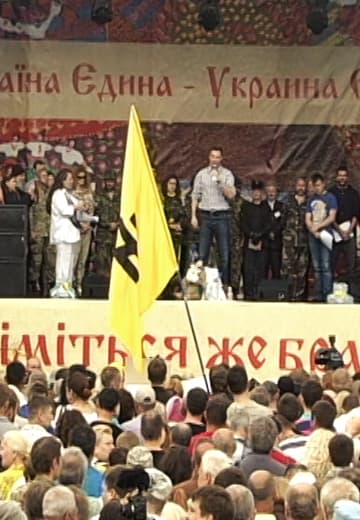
[0,356,359,519]
[0,148,359,301]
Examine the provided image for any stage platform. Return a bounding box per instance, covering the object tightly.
[0,299,359,382]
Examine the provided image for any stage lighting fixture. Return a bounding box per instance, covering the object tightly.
[198,0,222,32]
[306,0,329,35]
[91,0,113,25]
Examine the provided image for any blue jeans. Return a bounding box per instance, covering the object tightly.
[199,211,231,285]
[308,234,332,301]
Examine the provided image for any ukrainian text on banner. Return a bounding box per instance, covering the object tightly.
[1,41,360,124]
[1,299,360,382]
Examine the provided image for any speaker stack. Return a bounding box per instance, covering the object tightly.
[0,205,28,297]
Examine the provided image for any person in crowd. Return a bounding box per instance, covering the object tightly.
[172,439,215,510]
[91,388,122,442]
[5,362,28,408]
[0,383,20,438]
[0,164,32,207]
[248,470,276,518]
[92,425,114,468]
[68,424,104,498]
[159,445,192,485]
[121,386,156,438]
[189,394,231,454]
[148,356,175,405]
[209,363,231,398]
[263,182,285,280]
[281,176,309,301]
[73,166,96,295]
[24,480,55,520]
[184,387,208,437]
[230,176,246,299]
[226,403,250,461]
[227,365,271,422]
[127,445,153,469]
[170,423,192,447]
[117,388,136,424]
[47,168,84,298]
[276,393,307,463]
[297,379,323,434]
[191,146,235,289]
[20,396,54,447]
[285,483,319,520]
[214,466,247,489]
[0,430,28,499]
[241,180,272,300]
[326,434,354,479]
[189,485,234,520]
[146,467,179,519]
[263,380,280,411]
[58,446,88,487]
[305,173,337,302]
[93,170,119,277]
[116,430,140,450]
[212,428,237,459]
[141,412,166,469]
[239,416,287,479]
[320,477,359,520]
[304,400,337,483]
[100,365,125,391]
[227,484,256,520]
[197,449,232,487]
[61,371,97,424]
[28,165,55,296]
[161,175,186,264]
[42,485,78,520]
[329,163,360,281]
[57,410,87,447]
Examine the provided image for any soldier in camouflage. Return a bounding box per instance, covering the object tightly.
[94,171,120,277]
[230,177,246,298]
[281,177,309,301]
[28,167,56,295]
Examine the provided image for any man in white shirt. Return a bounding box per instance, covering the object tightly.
[21,396,53,448]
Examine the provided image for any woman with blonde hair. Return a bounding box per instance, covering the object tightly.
[0,430,28,499]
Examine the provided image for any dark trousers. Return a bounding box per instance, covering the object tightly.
[243,248,265,300]
[199,211,231,285]
[331,237,356,280]
[264,247,282,279]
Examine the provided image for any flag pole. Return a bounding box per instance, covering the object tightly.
[180,280,211,395]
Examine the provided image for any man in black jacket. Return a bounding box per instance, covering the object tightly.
[241,181,271,300]
[329,164,360,281]
[263,183,285,280]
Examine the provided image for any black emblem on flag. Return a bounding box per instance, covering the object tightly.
[113,214,139,283]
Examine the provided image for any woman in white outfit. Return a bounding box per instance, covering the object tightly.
[47,169,84,298]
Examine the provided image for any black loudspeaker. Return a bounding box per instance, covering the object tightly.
[0,205,28,297]
[82,273,109,299]
[258,278,289,302]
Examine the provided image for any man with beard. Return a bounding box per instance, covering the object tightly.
[94,171,120,277]
[329,164,360,281]
[281,177,309,301]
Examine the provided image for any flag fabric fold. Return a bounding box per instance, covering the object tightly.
[109,105,178,370]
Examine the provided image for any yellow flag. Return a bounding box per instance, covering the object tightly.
[109,105,178,370]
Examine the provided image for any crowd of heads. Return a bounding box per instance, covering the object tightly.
[0,356,359,519]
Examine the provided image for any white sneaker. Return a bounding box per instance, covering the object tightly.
[57,285,71,298]
[65,284,76,299]
[50,284,61,298]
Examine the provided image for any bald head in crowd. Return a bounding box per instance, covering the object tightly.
[285,484,319,520]
[320,477,360,520]
[248,470,275,514]
[212,428,237,458]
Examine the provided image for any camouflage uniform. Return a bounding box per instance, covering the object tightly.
[29,181,55,293]
[74,186,95,289]
[94,189,120,277]
[230,193,245,296]
[281,193,309,301]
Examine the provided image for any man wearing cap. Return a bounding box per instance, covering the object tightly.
[191,147,235,289]
[121,386,156,438]
[93,171,119,277]
[241,181,271,300]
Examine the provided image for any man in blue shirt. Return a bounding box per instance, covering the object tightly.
[305,173,337,302]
